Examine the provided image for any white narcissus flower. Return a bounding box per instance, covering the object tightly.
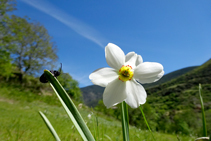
[89,43,164,108]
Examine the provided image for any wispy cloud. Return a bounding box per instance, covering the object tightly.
[20,0,107,48]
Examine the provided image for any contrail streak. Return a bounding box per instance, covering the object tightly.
[20,0,107,48]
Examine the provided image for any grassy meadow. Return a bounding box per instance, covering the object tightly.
[0,82,196,141]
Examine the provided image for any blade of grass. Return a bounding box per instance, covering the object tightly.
[177,135,181,141]
[102,123,104,141]
[15,118,20,141]
[39,111,61,141]
[44,70,95,141]
[104,134,112,141]
[120,101,130,141]
[92,114,97,140]
[139,106,155,141]
[96,116,99,141]
[199,84,207,137]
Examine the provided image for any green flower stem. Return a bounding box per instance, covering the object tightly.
[39,111,61,141]
[120,101,130,141]
[199,84,207,137]
[44,70,95,141]
[139,106,155,141]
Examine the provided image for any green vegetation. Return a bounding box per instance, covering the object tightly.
[0,50,13,80]
[145,59,211,135]
[0,79,195,140]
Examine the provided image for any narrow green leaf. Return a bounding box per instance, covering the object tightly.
[139,106,155,141]
[50,84,87,140]
[199,84,207,137]
[39,111,61,141]
[44,70,95,141]
[120,102,130,141]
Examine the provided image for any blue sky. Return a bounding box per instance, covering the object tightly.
[13,0,211,87]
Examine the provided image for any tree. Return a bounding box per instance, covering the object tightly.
[0,0,16,80]
[4,15,58,80]
[0,0,16,16]
[0,50,13,80]
[0,0,58,82]
[0,0,16,46]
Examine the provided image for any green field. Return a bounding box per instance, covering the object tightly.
[0,84,195,141]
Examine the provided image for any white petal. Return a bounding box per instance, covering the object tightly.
[125,52,143,68]
[103,78,127,108]
[136,55,143,66]
[137,70,164,84]
[134,62,164,79]
[125,52,137,69]
[105,43,125,70]
[125,79,147,108]
[125,52,135,62]
[89,68,118,87]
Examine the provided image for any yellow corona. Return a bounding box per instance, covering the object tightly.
[118,65,134,82]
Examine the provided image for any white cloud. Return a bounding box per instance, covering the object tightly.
[20,0,107,48]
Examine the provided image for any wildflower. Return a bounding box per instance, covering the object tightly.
[89,43,164,108]
[88,114,92,119]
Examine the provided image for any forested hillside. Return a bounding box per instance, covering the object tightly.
[138,58,211,135]
[82,59,211,135]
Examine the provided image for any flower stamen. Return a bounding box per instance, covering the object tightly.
[118,65,133,82]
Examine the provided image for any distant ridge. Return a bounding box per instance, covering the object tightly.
[81,64,199,107]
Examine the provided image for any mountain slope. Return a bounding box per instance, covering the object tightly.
[147,58,211,109]
[81,85,104,107]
